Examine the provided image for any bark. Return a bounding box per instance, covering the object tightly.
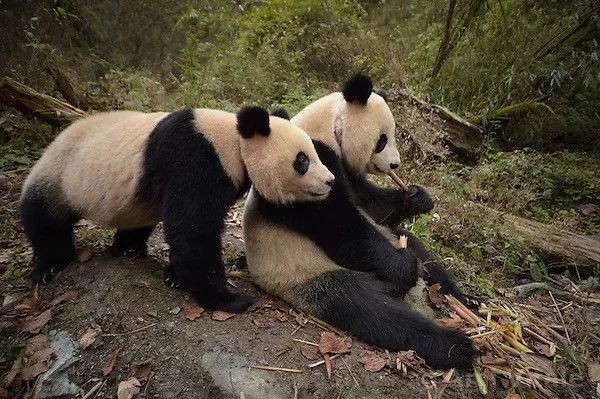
[390,90,484,163]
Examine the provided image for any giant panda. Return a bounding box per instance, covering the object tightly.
[243,76,475,369]
[20,106,334,313]
[273,74,465,301]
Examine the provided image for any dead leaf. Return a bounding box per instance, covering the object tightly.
[21,309,52,334]
[273,310,287,322]
[132,361,151,382]
[252,315,276,328]
[426,283,446,306]
[28,347,54,364]
[318,332,351,355]
[25,334,49,355]
[300,344,321,361]
[15,296,41,313]
[184,304,204,321]
[78,327,101,349]
[117,377,141,399]
[50,290,78,306]
[589,362,600,383]
[20,361,49,381]
[102,347,122,377]
[359,350,386,372]
[76,246,93,263]
[2,358,22,388]
[212,310,235,321]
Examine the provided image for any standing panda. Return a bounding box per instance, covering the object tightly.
[243,76,475,369]
[274,74,465,301]
[21,106,334,313]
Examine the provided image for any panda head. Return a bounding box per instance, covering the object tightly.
[339,74,401,177]
[237,106,334,204]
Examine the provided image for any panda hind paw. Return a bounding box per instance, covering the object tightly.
[212,292,254,313]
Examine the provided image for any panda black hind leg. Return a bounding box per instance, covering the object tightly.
[297,270,476,370]
[20,186,78,284]
[110,225,156,258]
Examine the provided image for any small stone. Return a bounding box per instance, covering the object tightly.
[169,306,181,315]
[2,294,18,308]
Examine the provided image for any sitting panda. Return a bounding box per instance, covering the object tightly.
[243,76,475,369]
[274,74,465,301]
[20,106,334,313]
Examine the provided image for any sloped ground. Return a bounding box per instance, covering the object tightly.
[1,169,598,399]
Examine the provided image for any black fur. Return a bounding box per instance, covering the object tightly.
[256,141,418,295]
[110,225,156,258]
[271,107,290,120]
[20,188,78,283]
[347,172,434,227]
[390,226,465,302]
[342,74,373,105]
[136,109,253,312]
[297,270,475,369]
[237,106,270,138]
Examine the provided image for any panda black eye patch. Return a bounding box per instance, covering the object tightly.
[375,134,387,153]
[294,151,310,175]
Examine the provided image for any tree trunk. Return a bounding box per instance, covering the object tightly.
[0,77,88,126]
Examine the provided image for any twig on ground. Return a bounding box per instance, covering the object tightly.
[548,291,571,345]
[102,323,157,337]
[249,365,302,373]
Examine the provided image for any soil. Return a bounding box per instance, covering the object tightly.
[0,171,597,399]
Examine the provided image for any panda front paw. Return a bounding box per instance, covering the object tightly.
[408,185,434,216]
[163,267,182,289]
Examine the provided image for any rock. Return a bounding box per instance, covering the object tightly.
[2,294,18,308]
[32,331,80,398]
[200,346,288,399]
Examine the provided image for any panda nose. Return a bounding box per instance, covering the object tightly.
[326,179,335,187]
[390,163,399,169]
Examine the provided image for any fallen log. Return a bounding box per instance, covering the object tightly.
[0,76,88,126]
[467,201,600,266]
[390,90,484,163]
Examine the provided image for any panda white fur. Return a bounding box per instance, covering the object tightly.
[243,75,475,369]
[21,107,334,313]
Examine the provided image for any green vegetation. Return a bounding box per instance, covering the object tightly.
[0,0,598,288]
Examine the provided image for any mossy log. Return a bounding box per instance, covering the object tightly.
[0,77,88,126]
[390,90,484,163]
[473,202,600,265]
[468,100,550,125]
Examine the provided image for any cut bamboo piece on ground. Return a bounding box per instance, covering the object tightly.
[249,365,302,373]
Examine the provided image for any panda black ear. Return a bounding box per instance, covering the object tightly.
[237,106,271,138]
[342,74,373,105]
[271,107,290,120]
[375,89,388,102]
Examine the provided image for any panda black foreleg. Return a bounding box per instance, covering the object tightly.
[20,189,77,284]
[162,200,253,313]
[392,226,466,303]
[298,270,475,370]
[110,225,156,258]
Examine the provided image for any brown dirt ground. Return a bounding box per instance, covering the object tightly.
[1,171,598,399]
